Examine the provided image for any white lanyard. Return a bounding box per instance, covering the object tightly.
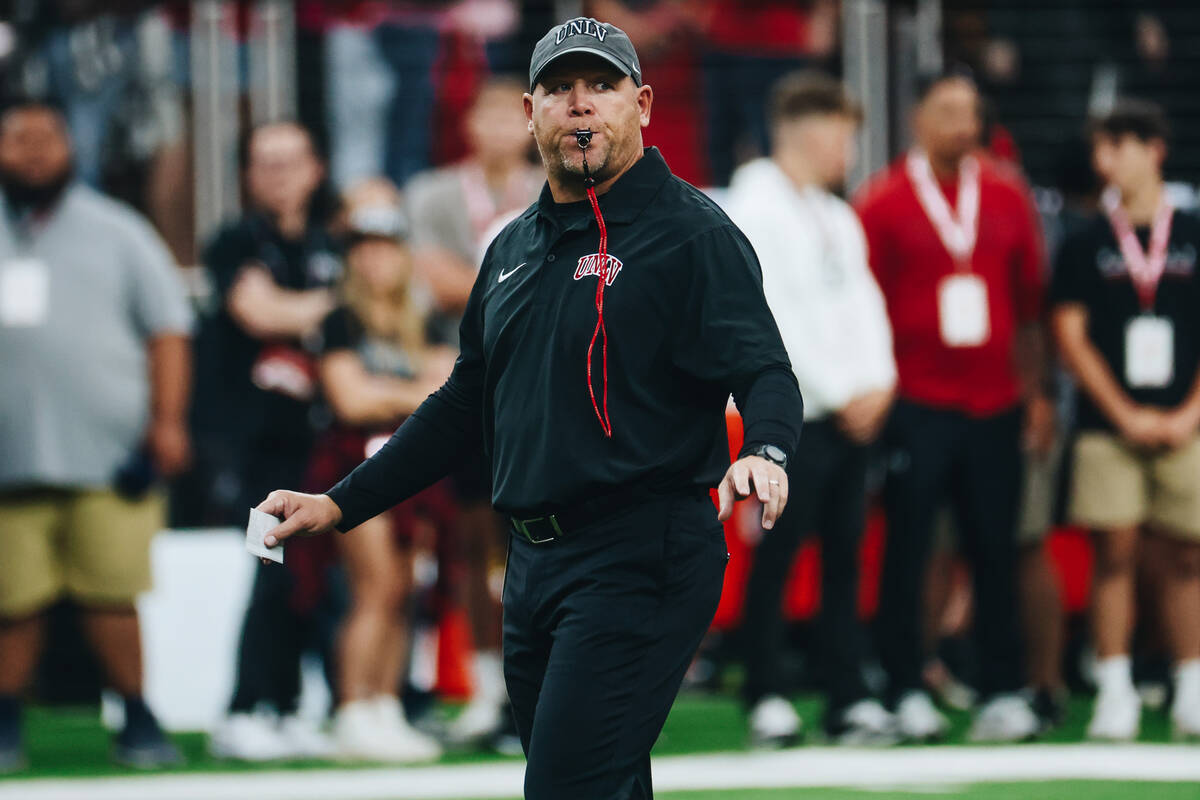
[1100,185,1174,311]
[906,150,980,268]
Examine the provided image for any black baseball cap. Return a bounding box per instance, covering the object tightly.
[529,17,642,91]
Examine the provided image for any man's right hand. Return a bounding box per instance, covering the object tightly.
[257,491,343,549]
[836,388,895,444]
[1159,404,1200,450]
[1115,405,1168,449]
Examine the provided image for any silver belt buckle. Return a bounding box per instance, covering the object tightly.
[513,515,564,544]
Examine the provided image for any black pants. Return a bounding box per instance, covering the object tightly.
[229,447,313,715]
[875,401,1025,701]
[503,492,727,800]
[741,420,871,722]
[229,562,308,714]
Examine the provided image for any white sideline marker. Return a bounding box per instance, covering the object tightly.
[2,744,1200,800]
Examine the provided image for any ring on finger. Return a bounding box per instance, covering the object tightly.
[768,479,780,485]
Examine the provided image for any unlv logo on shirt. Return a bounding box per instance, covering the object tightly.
[574,253,624,286]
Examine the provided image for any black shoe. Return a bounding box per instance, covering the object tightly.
[1027,687,1068,734]
[0,696,24,774]
[113,700,184,769]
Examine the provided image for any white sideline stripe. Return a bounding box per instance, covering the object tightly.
[2,745,1200,800]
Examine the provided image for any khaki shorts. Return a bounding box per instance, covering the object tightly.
[0,488,163,617]
[1069,432,1200,539]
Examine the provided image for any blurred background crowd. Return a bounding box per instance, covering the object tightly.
[2,0,1200,774]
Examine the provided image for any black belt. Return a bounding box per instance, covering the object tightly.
[510,485,706,544]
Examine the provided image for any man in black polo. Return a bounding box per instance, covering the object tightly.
[256,18,803,799]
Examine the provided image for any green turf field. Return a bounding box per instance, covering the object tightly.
[2,693,1196,800]
[0,692,1181,778]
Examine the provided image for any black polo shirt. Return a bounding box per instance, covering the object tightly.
[328,147,802,525]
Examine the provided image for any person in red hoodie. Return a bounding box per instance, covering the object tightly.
[854,68,1053,743]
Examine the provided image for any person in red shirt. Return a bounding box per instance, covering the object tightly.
[854,69,1054,743]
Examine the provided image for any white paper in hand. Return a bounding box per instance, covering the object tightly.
[246,508,285,564]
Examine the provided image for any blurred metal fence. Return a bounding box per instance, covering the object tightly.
[189,0,297,255]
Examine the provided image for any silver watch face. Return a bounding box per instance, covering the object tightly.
[762,445,785,464]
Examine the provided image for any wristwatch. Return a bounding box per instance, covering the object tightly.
[748,444,788,471]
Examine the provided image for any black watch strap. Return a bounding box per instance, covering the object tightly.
[749,444,788,471]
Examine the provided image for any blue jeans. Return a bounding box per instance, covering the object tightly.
[42,20,140,187]
[325,23,440,188]
[378,24,441,186]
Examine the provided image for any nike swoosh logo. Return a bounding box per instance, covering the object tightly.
[498,263,526,283]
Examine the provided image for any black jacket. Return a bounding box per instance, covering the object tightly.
[328,148,802,526]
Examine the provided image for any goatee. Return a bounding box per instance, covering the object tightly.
[0,167,73,213]
[557,149,609,183]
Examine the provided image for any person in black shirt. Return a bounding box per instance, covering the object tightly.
[193,121,343,524]
[202,121,343,762]
[1051,99,1200,741]
[255,18,803,799]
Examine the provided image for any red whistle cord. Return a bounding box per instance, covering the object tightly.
[584,183,613,439]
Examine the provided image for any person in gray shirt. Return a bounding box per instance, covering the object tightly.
[0,99,193,771]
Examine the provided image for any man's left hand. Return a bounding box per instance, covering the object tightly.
[1022,393,1056,458]
[1160,404,1200,450]
[717,455,788,530]
[147,418,191,477]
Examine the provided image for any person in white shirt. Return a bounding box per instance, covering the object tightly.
[727,71,898,747]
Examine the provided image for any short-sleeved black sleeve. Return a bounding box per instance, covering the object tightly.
[319,306,363,355]
[1049,225,1101,309]
[202,223,258,299]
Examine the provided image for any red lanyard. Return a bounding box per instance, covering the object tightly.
[584,183,612,439]
[576,131,613,439]
[1102,186,1174,311]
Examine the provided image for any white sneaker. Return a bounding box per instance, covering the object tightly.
[1172,661,1200,740]
[369,696,442,762]
[278,713,335,759]
[1087,686,1141,741]
[1170,692,1200,739]
[831,699,899,746]
[335,700,389,762]
[447,697,505,744]
[894,691,948,741]
[748,694,801,748]
[969,693,1039,742]
[447,652,508,744]
[208,712,291,762]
